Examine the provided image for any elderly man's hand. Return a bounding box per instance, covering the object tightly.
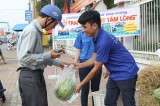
[59,61,71,69]
[50,50,62,58]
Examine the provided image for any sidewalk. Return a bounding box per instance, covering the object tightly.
[0,50,107,106]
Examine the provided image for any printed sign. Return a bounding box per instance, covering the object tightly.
[54,6,140,40]
[25,10,32,22]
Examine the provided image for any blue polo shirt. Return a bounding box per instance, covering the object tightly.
[74,32,94,61]
[93,28,139,80]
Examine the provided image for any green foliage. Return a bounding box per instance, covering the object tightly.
[55,0,67,12]
[36,0,70,13]
[36,0,51,13]
[37,0,116,13]
[103,0,116,9]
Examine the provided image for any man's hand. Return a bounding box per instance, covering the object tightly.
[50,50,62,58]
[59,62,64,69]
[61,61,71,65]
[102,69,109,79]
[59,61,71,69]
[74,62,82,69]
[54,49,65,54]
[75,83,82,93]
[74,69,79,78]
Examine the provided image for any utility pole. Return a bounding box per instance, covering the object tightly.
[50,0,55,50]
[28,0,32,23]
[51,0,54,4]
[28,0,31,10]
[33,0,37,18]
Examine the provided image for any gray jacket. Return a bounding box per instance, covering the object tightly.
[17,19,60,70]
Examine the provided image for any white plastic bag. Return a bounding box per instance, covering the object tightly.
[54,64,78,102]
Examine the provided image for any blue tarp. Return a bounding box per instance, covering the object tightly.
[12,24,28,31]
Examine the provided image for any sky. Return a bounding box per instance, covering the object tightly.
[0,0,30,28]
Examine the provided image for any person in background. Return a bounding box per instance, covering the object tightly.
[74,10,139,106]
[17,5,68,106]
[0,39,7,64]
[74,31,108,106]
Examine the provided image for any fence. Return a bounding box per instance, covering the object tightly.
[129,0,160,63]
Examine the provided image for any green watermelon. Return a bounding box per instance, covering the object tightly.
[54,78,76,101]
[153,88,160,101]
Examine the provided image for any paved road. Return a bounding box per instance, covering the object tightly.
[0,43,7,52]
[0,49,107,106]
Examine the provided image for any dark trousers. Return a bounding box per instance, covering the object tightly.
[104,75,137,106]
[0,81,3,91]
[19,68,48,106]
[0,49,2,55]
[79,62,102,106]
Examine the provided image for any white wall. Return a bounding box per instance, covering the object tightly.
[94,0,107,12]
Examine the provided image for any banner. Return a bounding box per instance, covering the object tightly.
[54,6,140,40]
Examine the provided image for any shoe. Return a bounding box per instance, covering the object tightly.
[2,94,6,102]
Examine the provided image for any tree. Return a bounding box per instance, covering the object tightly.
[36,0,116,13]
[36,0,69,13]
[36,0,51,14]
[55,0,67,12]
[103,0,116,9]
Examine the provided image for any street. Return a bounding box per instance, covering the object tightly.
[0,43,7,52]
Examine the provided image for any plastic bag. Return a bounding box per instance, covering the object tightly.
[54,64,78,102]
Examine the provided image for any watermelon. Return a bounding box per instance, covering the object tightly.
[54,78,76,101]
[153,88,160,101]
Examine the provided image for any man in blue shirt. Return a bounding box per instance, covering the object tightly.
[74,31,104,106]
[75,10,139,106]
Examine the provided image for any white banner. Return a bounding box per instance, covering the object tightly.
[54,6,140,40]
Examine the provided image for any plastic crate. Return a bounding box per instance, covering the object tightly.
[92,89,139,106]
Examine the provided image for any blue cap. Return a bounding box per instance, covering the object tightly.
[41,5,64,28]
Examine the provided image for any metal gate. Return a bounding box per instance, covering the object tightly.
[129,0,160,63]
